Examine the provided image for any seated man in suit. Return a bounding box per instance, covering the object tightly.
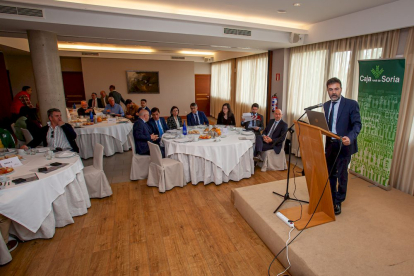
[241,103,264,135]
[77,101,95,117]
[186,103,209,126]
[88,92,103,108]
[133,109,161,156]
[253,109,288,162]
[147,107,169,143]
[103,97,124,117]
[22,108,79,152]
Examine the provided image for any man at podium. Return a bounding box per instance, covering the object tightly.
[324,77,362,215]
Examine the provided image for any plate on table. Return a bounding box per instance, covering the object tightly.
[241,131,254,136]
[55,151,76,158]
[163,134,176,139]
[36,147,50,153]
[0,167,14,176]
[7,148,17,153]
[199,135,212,140]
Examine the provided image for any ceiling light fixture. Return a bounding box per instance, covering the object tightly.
[210,45,232,49]
[58,44,153,53]
[277,10,287,14]
[180,50,215,55]
[293,3,301,7]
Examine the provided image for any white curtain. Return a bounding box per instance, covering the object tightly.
[234,53,268,126]
[210,60,232,118]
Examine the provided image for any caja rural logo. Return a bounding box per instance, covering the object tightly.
[360,65,401,83]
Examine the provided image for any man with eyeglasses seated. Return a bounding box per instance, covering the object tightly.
[103,97,124,117]
[21,108,79,152]
[77,101,95,117]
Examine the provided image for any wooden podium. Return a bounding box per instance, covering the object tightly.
[279,121,340,230]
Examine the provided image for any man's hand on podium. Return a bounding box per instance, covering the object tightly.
[342,136,351,146]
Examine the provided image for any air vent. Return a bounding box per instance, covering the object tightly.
[224,28,251,36]
[81,52,100,56]
[171,56,185,60]
[0,5,44,17]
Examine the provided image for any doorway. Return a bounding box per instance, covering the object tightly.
[62,72,86,107]
[194,74,211,117]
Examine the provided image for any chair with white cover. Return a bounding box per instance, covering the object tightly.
[128,134,150,180]
[21,128,33,144]
[147,141,186,193]
[83,143,112,198]
[258,140,288,171]
[11,123,26,148]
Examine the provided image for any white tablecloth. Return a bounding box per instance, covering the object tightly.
[74,121,133,159]
[163,129,255,185]
[0,153,91,265]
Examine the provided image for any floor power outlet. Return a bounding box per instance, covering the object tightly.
[276,212,294,228]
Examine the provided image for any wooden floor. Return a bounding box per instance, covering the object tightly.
[0,165,301,276]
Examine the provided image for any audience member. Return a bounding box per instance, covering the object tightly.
[241,103,264,135]
[217,103,236,126]
[103,97,124,116]
[133,109,159,156]
[167,106,182,129]
[77,101,96,117]
[125,99,139,121]
[0,128,15,148]
[108,85,126,105]
[147,107,169,143]
[137,99,151,115]
[253,109,287,161]
[88,92,103,108]
[100,91,109,107]
[186,103,209,126]
[10,86,35,122]
[22,108,79,152]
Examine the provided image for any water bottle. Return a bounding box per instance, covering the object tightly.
[90,111,94,123]
[183,120,187,136]
[72,103,76,110]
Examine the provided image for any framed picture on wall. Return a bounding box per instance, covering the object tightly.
[126,71,160,94]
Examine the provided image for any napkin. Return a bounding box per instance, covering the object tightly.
[173,138,192,143]
[55,151,76,158]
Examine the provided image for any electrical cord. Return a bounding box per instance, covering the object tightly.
[277,227,294,276]
[268,134,343,276]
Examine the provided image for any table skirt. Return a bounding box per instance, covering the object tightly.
[168,146,254,185]
[77,133,131,159]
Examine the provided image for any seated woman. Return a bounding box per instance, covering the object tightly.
[217,103,236,126]
[166,106,183,129]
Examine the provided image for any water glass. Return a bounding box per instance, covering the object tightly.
[31,148,37,155]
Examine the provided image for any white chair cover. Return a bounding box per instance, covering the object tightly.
[21,128,33,144]
[258,140,287,171]
[0,235,11,265]
[147,142,186,193]
[128,134,150,180]
[83,143,113,198]
[11,123,26,148]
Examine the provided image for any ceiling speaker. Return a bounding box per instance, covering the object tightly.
[289,33,304,44]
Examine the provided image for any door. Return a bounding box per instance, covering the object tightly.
[195,74,211,117]
[62,72,86,107]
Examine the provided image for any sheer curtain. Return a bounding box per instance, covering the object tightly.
[390,27,414,195]
[286,30,400,152]
[234,53,268,126]
[210,60,233,118]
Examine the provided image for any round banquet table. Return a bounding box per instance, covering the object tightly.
[162,127,255,185]
[74,120,133,159]
[0,153,90,265]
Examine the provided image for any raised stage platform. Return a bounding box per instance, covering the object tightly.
[232,176,414,276]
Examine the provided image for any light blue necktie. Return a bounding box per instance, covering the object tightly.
[157,120,164,136]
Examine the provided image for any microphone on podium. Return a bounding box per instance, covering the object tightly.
[304,103,323,111]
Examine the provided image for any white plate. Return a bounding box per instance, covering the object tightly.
[241,131,254,135]
[36,147,50,153]
[7,149,17,153]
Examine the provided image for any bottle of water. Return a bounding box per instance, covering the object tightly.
[72,103,76,110]
[90,111,94,123]
[183,120,187,136]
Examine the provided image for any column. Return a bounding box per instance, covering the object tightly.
[27,30,67,124]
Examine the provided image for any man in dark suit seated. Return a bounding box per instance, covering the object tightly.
[147,107,169,143]
[77,101,95,117]
[21,108,79,152]
[88,92,103,108]
[253,109,288,161]
[324,77,361,215]
[241,103,264,136]
[133,109,162,157]
[186,103,209,126]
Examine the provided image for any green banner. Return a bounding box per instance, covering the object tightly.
[350,59,405,187]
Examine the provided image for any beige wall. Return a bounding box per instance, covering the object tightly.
[61,57,82,72]
[81,57,196,116]
[194,62,211,74]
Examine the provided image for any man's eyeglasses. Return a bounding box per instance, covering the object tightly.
[51,130,54,138]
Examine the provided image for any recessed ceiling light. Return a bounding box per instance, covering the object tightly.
[180,51,215,56]
[293,3,301,7]
[277,10,287,14]
[58,44,153,53]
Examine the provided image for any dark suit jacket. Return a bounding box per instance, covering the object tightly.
[109,91,126,105]
[133,119,152,155]
[263,119,288,154]
[77,108,95,117]
[147,118,169,143]
[186,111,209,126]
[323,97,362,156]
[241,113,264,135]
[88,98,103,108]
[27,123,79,153]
